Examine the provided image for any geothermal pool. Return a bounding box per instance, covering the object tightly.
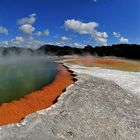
[64,56,140,72]
[0,57,58,104]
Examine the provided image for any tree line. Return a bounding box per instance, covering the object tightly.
[0,44,139,60]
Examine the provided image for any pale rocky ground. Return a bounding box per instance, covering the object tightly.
[67,64,140,97]
[0,63,140,140]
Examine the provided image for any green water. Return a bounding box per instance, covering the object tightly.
[0,57,58,104]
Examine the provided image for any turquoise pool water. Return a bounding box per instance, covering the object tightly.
[0,57,58,104]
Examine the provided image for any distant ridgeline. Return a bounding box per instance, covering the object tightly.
[0,44,140,59]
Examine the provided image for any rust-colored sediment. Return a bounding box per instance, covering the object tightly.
[0,64,74,126]
[65,56,140,71]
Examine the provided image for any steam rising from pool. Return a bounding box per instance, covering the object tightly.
[0,56,60,104]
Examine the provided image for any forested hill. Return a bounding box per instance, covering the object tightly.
[0,44,140,60]
[38,44,140,59]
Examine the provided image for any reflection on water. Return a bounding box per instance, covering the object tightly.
[0,57,58,104]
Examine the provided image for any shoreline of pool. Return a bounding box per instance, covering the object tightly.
[0,64,75,126]
[0,62,140,139]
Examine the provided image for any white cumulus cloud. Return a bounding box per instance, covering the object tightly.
[93,31,108,46]
[19,24,35,34]
[61,36,70,41]
[95,31,108,38]
[14,36,24,42]
[10,36,45,48]
[12,36,24,45]
[0,41,9,47]
[26,37,45,49]
[64,19,108,46]
[0,26,8,35]
[73,42,83,47]
[17,13,36,25]
[113,32,121,38]
[35,29,49,36]
[113,31,129,44]
[64,19,98,35]
[119,37,129,44]
[94,37,108,46]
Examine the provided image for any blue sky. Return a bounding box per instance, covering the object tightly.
[0,0,139,48]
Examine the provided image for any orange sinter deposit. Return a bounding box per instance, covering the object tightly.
[0,64,74,126]
[65,56,140,72]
